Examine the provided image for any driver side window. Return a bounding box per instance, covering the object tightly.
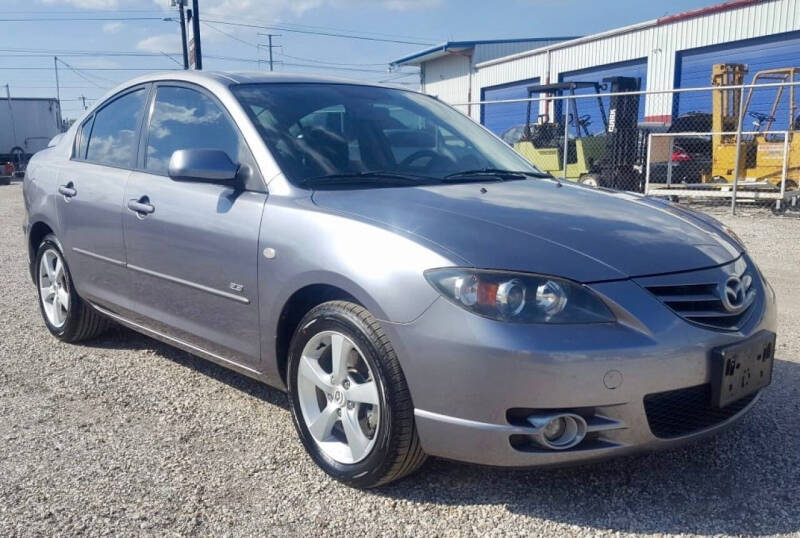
[145,86,242,175]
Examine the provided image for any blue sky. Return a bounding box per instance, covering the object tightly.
[2,0,720,119]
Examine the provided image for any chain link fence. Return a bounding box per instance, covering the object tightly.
[461,72,800,216]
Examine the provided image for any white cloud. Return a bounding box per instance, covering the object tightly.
[102,21,123,33]
[137,33,181,53]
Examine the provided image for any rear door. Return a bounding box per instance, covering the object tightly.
[122,82,267,369]
[57,85,149,311]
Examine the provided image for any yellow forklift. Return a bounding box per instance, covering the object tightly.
[708,63,800,188]
[513,77,644,189]
[513,81,607,183]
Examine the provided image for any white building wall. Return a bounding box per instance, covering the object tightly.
[421,54,472,114]
[424,0,800,123]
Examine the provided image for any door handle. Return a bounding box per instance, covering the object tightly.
[127,196,155,216]
[58,182,77,198]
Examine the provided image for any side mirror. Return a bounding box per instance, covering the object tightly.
[168,149,239,182]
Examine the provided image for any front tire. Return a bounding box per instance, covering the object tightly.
[287,301,426,488]
[35,234,110,342]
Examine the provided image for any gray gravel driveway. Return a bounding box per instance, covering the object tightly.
[1,181,798,536]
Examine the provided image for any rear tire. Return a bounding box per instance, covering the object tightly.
[287,301,426,488]
[35,234,111,342]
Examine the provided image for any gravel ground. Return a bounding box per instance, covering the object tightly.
[1,181,798,537]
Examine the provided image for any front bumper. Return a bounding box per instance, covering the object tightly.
[382,265,777,467]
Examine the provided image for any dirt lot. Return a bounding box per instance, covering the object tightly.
[1,181,799,537]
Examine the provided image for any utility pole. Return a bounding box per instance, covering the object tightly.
[53,56,61,109]
[191,0,202,70]
[176,0,189,69]
[80,95,87,111]
[257,33,281,72]
[5,85,18,151]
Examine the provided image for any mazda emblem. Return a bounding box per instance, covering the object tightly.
[721,275,746,312]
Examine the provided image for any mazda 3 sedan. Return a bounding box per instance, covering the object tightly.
[23,72,776,488]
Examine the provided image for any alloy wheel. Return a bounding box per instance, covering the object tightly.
[39,248,70,328]
[296,330,380,464]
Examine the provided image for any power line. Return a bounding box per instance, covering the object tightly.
[55,58,108,89]
[0,17,164,22]
[279,52,394,67]
[203,18,435,45]
[0,7,439,41]
[202,21,258,48]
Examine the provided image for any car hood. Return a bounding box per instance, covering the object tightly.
[311,179,742,282]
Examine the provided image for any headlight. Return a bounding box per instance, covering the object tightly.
[425,268,615,324]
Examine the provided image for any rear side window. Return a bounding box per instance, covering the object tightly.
[73,116,93,160]
[86,87,147,168]
[145,86,242,174]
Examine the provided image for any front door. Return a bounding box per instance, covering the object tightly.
[57,85,149,311]
[122,83,266,369]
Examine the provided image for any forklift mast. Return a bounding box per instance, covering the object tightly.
[711,63,747,146]
[599,76,642,189]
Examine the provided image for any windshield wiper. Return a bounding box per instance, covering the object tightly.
[297,171,440,188]
[442,168,552,182]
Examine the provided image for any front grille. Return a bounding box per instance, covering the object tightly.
[644,383,757,438]
[639,257,759,331]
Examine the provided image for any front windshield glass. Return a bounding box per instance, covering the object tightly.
[232,83,545,188]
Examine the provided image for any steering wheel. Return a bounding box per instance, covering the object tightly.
[399,149,452,171]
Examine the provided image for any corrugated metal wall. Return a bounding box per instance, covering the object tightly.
[422,0,800,125]
[422,54,472,114]
[675,30,800,130]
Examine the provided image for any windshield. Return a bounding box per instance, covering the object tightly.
[232,83,545,188]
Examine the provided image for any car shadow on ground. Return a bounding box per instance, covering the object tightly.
[82,326,799,535]
[83,325,290,411]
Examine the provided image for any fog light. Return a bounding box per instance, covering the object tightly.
[526,412,587,450]
[543,417,567,441]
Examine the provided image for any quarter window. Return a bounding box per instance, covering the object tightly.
[73,115,93,160]
[145,86,241,174]
[85,88,147,167]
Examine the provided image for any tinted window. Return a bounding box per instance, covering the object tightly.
[85,88,147,167]
[233,83,540,187]
[73,116,93,160]
[145,86,241,174]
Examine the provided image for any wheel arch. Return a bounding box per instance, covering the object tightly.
[27,220,57,281]
[274,283,362,387]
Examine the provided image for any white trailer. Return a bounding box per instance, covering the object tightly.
[0,98,62,164]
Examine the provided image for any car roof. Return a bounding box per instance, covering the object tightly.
[117,70,392,89]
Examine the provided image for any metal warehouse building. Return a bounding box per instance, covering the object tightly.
[391,0,800,136]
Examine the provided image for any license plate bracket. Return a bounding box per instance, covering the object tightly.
[711,331,775,408]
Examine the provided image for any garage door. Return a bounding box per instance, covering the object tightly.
[480,77,539,138]
[675,31,800,130]
[559,59,648,135]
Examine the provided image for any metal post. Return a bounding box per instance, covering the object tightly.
[191,0,202,70]
[562,96,569,179]
[644,132,653,194]
[178,0,189,70]
[666,136,674,187]
[268,34,274,72]
[730,88,746,215]
[778,130,790,210]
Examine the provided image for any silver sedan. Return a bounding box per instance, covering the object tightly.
[22,71,776,488]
